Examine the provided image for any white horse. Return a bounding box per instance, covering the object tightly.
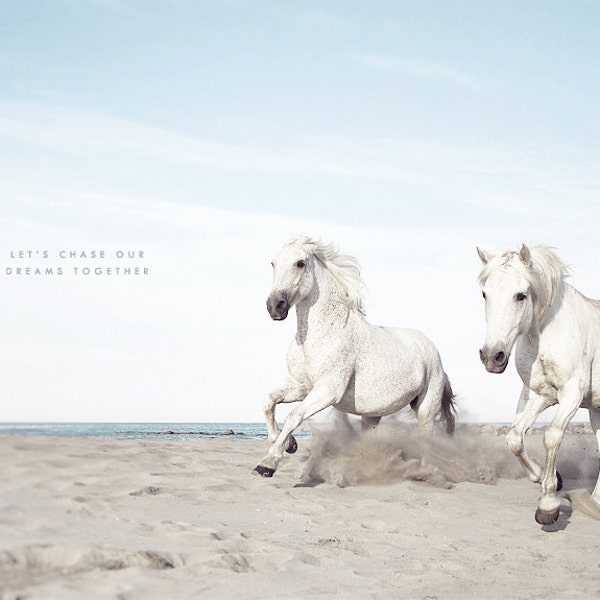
[478,244,600,525]
[254,236,456,478]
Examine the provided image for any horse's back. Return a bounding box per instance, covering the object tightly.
[374,325,441,363]
[359,324,442,384]
[334,323,445,416]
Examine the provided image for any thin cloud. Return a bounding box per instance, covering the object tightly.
[1,102,596,213]
[0,102,429,183]
[88,0,140,15]
[0,101,516,184]
[355,54,489,94]
[257,3,345,27]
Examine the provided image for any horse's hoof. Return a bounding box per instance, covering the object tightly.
[253,464,275,478]
[535,506,560,525]
[286,435,298,454]
[556,471,563,492]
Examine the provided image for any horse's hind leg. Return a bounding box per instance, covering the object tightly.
[361,416,381,432]
[589,407,600,505]
[413,389,437,464]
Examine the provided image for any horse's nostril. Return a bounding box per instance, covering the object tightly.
[276,300,287,311]
[494,351,505,364]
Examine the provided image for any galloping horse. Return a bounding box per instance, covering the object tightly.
[254,236,456,478]
[478,244,600,524]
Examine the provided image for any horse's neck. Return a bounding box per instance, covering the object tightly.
[295,265,356,344]
[530,281,570,338]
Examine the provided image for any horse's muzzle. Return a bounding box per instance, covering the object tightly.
[479,346,509,374]
[266,293,289,320]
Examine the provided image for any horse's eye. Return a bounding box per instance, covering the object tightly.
[482,291,486,300]
[296,260,306,269]
[515,293,527,302]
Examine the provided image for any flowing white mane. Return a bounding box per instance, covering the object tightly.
[287,236,366,315]
[479,245,570,324]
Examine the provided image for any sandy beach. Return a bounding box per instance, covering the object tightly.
[1,422,600,599]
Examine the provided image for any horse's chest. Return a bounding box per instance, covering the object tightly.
[527,356,567,397]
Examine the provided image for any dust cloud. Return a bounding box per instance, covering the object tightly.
[299,415,598,490]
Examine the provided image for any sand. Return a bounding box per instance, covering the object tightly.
[1,422,600,599]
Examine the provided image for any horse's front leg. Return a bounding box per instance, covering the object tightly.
[254,380,344,477]
[263,378,308,454]
[505,387,550,484]
[535,385,581,525]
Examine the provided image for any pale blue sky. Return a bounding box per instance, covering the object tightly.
[0,1,599,422]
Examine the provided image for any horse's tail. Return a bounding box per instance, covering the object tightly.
[440,373,457,436]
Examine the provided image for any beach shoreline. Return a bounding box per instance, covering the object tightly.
[1,427,600,599]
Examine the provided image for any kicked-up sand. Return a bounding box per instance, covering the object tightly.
[1,420,600,599]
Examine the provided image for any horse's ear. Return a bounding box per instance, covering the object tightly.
[477,246,490,264]
[519,244,532,266]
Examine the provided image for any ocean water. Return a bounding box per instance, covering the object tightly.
[0,422,293,441]
[0,420,580,441]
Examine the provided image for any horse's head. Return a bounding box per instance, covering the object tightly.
[266,240,316,321]
[477,244,535,373]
